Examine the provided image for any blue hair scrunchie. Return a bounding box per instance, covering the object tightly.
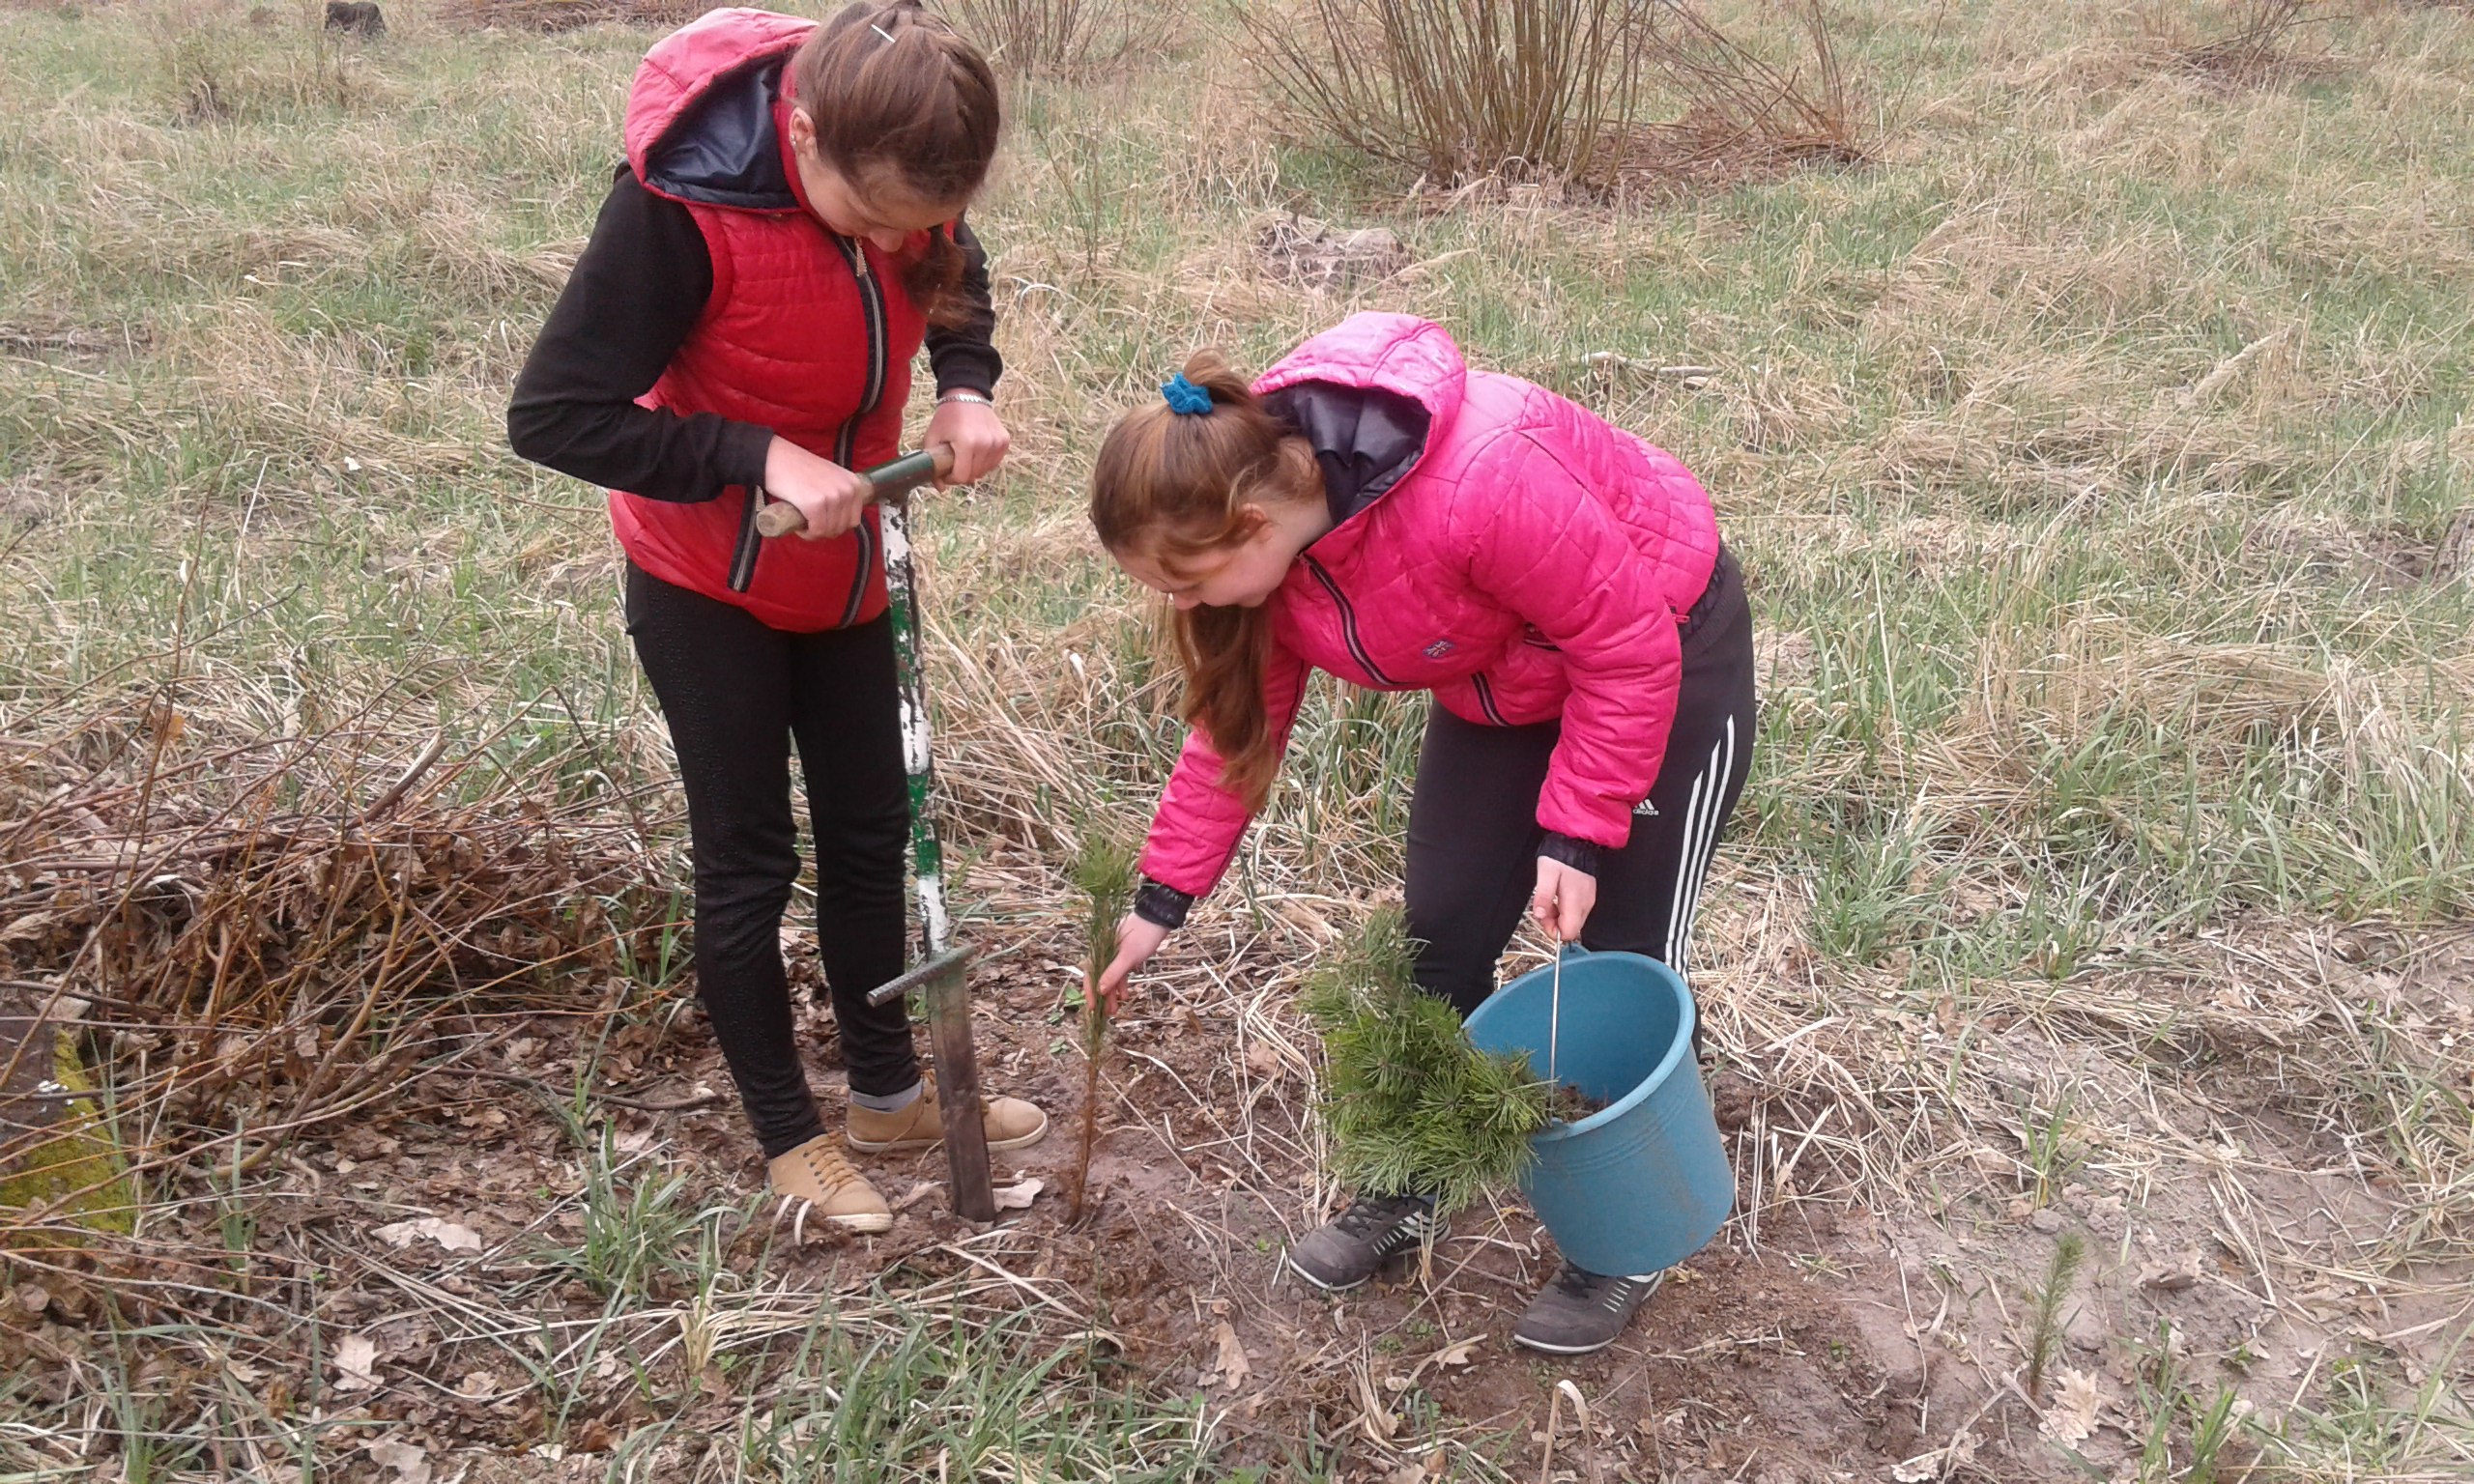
[1161,372,1214,416]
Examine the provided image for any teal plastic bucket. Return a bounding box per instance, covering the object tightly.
[1462,948,1732,1277]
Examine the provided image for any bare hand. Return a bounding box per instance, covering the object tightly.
[763,438,875,539]
[1530,856,1598,942]
[1093,913,1169,1015]
[924,398,1010,486]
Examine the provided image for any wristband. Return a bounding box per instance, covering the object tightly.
[937,388,993,407]
[1538,832,1603,877]
[1132,878,1194,930]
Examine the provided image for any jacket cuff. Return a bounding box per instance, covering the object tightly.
[927,341,1002,401]
[1132,877,1194,929]
[1537,831,1602,877]
[932,367,997,399]
[721,419,775,493]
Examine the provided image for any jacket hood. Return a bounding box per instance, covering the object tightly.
[624,8,813,211]
[1255,313,1469,529]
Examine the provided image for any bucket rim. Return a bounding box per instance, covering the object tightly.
[1468,948,1695,1147]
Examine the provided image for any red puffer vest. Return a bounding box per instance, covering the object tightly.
[612,7,929,632]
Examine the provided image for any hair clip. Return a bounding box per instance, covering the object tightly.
[1161,372,1213,415]
[870,21,895,43]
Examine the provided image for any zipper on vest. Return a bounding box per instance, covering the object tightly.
[1471,671,1509,726]
[723,236,892,607]
[1300,554,1394,687]
[834,234,889,628]
[727,483,767,593]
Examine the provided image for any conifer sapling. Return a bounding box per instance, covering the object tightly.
[1066,825,1137,1224]
[1300,907,1550,1216]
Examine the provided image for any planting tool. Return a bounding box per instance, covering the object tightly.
[766,443,995,1222]
[753,446,954,539]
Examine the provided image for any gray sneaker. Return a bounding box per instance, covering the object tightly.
[1283,1193,1439,1291]
[1512,1265,1665,1355]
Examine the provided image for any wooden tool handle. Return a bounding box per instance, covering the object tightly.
[755,444,958,539]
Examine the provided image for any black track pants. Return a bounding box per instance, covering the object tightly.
[1404,549,1757,1017]
[624,562,918,1157]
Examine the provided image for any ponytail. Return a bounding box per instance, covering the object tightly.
[901,224,970,329]
[1090,351,1320,813]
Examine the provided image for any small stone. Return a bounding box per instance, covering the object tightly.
[2065,1299,2110,1354]
[2139,1251,2203,1293]
[2029,1208,2065,1234]
[14,1285,48,1317]
[323,0,385,35]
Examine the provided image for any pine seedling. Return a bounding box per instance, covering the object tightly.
[2025,1229,2087,1401]
[1065,824,1137,1224]
[1300,907,1550,1216]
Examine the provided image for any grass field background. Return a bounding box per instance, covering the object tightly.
[3,0,2470,1477]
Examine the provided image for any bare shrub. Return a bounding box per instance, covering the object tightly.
[1613,0,1868,192]
[935,0,1150,76]
[1243,0,1657,188]
[2153,0,2338,85]
[1242,0,1864,196]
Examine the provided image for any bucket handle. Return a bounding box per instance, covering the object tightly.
[1547,940,1588,1084]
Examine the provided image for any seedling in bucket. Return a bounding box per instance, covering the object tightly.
[1299,908,1550,1218]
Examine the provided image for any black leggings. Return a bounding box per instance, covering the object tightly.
[1405,548,1757,1016]
[625,563,918,1157]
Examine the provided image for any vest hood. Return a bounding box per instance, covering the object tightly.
[624,8,812,211]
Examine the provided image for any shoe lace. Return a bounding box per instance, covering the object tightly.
[1335,1194,1422,1239]
[797,1143,864,1199]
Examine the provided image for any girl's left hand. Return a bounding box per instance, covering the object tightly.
[925,397,1010,486]
[1530,856,1597,942]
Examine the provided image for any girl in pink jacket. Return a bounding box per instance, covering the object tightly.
[1088,313,1755,1355]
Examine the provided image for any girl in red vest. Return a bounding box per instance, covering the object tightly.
[510,2,1045,1234]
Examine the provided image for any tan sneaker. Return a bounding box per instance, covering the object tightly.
[766,1134,892,1235]
[846,1077,1049,1156]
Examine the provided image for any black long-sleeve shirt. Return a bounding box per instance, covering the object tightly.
[506,166,1003,502]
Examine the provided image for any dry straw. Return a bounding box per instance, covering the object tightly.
[0,696,664,1249]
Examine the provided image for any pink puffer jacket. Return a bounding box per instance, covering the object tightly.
[1139,313,1723,899]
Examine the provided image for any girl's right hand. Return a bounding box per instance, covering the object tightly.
[1094,914,1169,1015]
[764,437,876,539]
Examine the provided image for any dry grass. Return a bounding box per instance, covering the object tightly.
[0,692,666,1247]
[2,0,2471,1475]
[436,0,705,32]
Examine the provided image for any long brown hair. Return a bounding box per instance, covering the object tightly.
[1090,351,1322,813]
[789,2,1000,327]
